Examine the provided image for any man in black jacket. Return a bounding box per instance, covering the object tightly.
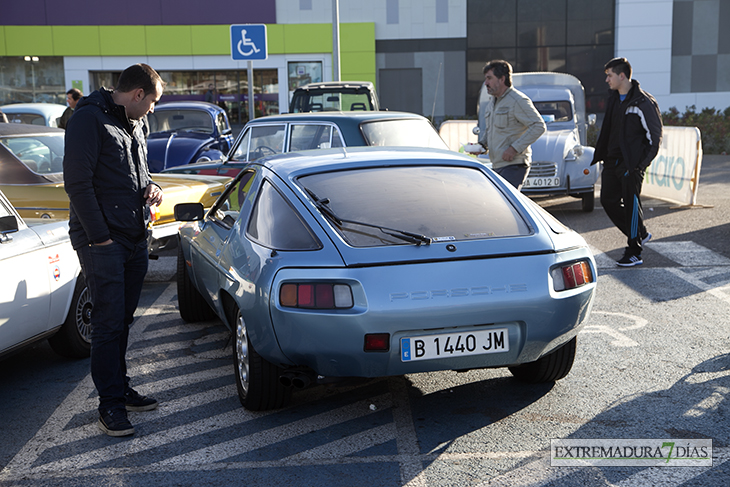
[64,64,165,436]
[591,57,663,267]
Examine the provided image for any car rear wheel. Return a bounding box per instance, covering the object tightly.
[48,274,92,358]
[233,308,291,411]
[508,336,576,383]
[581,191,595,212]
[176,243,217,322]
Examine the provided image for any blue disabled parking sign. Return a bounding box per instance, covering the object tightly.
[230,24,267,61]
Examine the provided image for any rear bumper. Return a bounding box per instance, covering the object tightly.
[148,221,181,254]
[266,250,596,377]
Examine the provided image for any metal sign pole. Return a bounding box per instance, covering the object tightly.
[247,60,255,121]
[230,24,267,121]
[332,0,341,81]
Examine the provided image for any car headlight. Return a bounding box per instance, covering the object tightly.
[564,145,584,162]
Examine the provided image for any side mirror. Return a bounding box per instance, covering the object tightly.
[0,215,18,243]
[587,114,596,126]
[472,126,481,136]
[174,203,205,221]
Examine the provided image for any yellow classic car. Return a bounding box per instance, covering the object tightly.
[0,123,230,253]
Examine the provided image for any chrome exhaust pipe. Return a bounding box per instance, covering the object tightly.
[291,374,312,389]
[279,372,296,387]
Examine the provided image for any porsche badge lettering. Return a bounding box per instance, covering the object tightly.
[390,284,527,301]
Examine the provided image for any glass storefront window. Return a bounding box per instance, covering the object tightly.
[288,62,322,92]
[90,69,278,124]
[0,56,65,105]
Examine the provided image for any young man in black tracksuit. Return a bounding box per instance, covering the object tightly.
[591,57,663,267]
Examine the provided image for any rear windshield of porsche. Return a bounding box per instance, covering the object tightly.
[299,165,530,247]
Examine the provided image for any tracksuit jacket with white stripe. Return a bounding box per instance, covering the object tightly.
[591,79,663,172]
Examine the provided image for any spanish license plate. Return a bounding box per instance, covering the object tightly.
[524,177,560,188]
[400,328,509,362]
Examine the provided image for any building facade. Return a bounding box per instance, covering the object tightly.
[1,0,728,124]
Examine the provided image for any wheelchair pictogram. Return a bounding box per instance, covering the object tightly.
[237,29,261,57]
[230,24,267,61]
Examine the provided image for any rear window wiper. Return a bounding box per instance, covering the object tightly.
[304,187,431,246]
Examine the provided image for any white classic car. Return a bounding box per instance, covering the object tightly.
[475,72,600,212]
[0,103,68,128]
[0,189,91,359]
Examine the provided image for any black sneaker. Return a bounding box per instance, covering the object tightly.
[98,408,134,437]
[617,253,643,267]
[125,389,159,412]
[641,232,652,245]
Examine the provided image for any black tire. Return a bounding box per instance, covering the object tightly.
[581,191,595,212]
[177,243,217,322]
[48,274,92,358]
[508,336,577,383]
[233,308,291,411]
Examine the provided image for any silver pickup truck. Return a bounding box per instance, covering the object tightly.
[476,72,599,212]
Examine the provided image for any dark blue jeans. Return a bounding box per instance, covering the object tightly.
[77,240,148,413]
[495,163,529,190]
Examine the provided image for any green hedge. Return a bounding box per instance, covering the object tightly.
[587,106,728,154]
[662,105,730,155]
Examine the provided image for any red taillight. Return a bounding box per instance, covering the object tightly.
[279,283,354,309]
[552,261,593,291]
[298,284,316,308]
[364,333,390,351]
[315,284,334,308]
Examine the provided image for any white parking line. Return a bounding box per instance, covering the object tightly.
[152,393,393,467]
[2,245,727,486]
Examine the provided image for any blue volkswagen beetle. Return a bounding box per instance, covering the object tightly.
[146,101,234,173]
[174,147,597,411]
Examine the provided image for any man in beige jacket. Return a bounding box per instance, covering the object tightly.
[473,60,546,189]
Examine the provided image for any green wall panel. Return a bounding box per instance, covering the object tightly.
[282,24,331,54]
[341,23,375,53]
[191,25,229,55]
[267,24,285,54]
[146,26,192,56]
[99,26,146,56]
[52,26,101,56]
[1,23,376,84]
[4,26,54,56]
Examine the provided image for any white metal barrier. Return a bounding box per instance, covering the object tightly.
[438,120,478,152]
[643,126,703,207]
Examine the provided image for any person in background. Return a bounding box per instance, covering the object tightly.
[63,64,165,437]
[58,88,83,129]
[205,83,215,104]
[590,57,663,267]
[470,59,546,189]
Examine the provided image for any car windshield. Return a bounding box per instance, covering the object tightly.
[360,119,448,149]
[533,101,573,123]
[7,113,46,125]
[148,109,215,134]
[0,134,65,174]
[299,165,529,247]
